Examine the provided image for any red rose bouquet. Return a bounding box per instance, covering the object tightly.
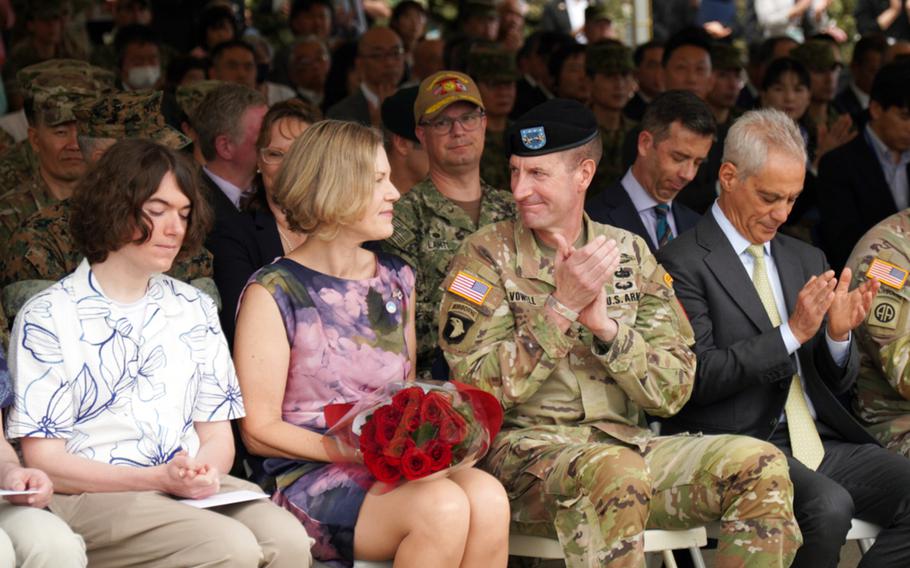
[323,381,503,485]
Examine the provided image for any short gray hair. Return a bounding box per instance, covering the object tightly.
[722,109,806,180]
[192,83,266,161]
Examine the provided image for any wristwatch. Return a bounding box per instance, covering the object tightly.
[546,294,579,322]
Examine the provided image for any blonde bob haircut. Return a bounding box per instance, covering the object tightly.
[273,120,384,240]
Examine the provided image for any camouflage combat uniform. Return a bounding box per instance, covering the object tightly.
[0,165,56,251]
[439,215,801,568]
[384,178,515,378]
[848,210,910,457]
[588,114,636,201]
[480,125,511,191]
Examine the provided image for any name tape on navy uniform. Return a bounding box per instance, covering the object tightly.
[866,258,909,290]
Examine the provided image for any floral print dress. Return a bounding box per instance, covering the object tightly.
[248,253,414,567]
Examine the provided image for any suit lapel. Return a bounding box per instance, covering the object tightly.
[604,182,654,251]
[698,214,775,332]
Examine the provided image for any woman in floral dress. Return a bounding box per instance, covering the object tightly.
[233,120,509,568]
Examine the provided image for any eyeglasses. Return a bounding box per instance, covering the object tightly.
[259,148,286,165]
[360,47,405,61]
[419,110,485,135]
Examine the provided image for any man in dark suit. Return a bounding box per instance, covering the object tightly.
[588,90,708,252]
[833,34,887,125]
[192,83,268,230]
[660,108,910,568]
[819,61,910,272]
[327,26,405,127]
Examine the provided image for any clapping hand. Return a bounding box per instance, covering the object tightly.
[826,268,880,341]
[552,233,620,341]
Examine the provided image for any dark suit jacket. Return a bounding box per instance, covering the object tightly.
[817,133,908,272]
[657,213,877,445]
[585,179,701,253]
[833,86,863,119]
[622,92,648,122]
[855,0,910,39]
[326,90,371,126]
[511,76,550,119]
[207,199,283,347]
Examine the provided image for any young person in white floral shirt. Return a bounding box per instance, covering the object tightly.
[6,139,313,568]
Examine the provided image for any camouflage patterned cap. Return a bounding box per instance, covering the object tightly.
[175,80,224,122]
[20,59,118,126]
[73,91,192,150]
[586,42,633,75]
[710,42,744,71]
[584,3,613,23]
[414,71,485,123]
[467,46,519,83]
[791,40,842,72]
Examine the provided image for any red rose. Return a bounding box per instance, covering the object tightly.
[403,407,422,432]
[392,387,425,413]
[400,447,433,480]
[419,392,449,424]
[423,439,453,471]
[384,435,416,461]
[359,418,381,454]
[373,406,403,445]
[365,453,402,483]
[438,414,468,445]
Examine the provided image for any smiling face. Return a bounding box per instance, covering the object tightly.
[718,150,804,244]
[509,149,592,232]
[114,170,191,274]
[416,101,486,173]
[349,145,400,241]
[635,122,713,203]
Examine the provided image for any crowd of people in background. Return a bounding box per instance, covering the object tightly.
[0,0,908,566]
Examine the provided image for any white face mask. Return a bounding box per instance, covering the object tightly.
[127,65,161,89]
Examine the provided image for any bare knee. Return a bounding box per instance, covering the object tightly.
[409,478,472,539]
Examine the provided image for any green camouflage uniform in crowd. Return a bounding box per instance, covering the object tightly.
[586,44,637,202]
[469,47,518,193]
[0,59,116,250]
[792,40,846,133]
[384,178,515,378]
[440,216,801,568]
[175,80,225,123]
[847,210,910,457]
[711,43,746,133]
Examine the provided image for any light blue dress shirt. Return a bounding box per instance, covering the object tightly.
[621,168,679,250]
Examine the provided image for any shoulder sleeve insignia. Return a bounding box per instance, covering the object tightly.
[663,272,673,287]
[447,271,492,306]
[866,258,909,290]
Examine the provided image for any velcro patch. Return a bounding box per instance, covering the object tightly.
[447,271,492,306]
[866,258,909,290]
[868,296,899,330]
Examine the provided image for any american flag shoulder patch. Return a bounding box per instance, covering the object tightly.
[447,271,492,305]
[866,258,909,290]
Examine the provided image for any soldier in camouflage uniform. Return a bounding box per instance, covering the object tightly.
[0,91,216,308]
[0,59,115,250]
[586,42,637,202]
[439,99,800,568]
[468,47,518,192]
[384,70,516,379]
[791,40,850,136]
[707,43,745,132]
[847,210,910,457]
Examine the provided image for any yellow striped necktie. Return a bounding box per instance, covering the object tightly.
[747,244,825,470]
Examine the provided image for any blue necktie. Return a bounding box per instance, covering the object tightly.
[654,204,673,248]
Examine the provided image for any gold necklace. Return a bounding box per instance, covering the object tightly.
[276,223,295,253]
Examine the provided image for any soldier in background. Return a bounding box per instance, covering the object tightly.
[0,59,115,250]
[380,85,428,195]
[791,39,853,138]
[707,42,746,131]
[469,46,518,192]
[439,98,800,568]
[586,42,637,201]
[848,209,910,457]
[0,91,215,304]
[384,71,515,379]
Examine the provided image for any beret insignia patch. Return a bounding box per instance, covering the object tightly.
[520,126,546,150]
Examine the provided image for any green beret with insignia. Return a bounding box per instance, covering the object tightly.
[382,86,420,143]
[175,79,224,122]
[507,98,598,157]
[467,46,519,83]
[710,42,744,71]
[73,91,191,150]
[586,42,633,76]
[791,40,842,72]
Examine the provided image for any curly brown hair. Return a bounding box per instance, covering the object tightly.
[70,139,213,264]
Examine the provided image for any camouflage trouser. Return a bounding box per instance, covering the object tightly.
[863,414,910,458]
[485,426,801,568]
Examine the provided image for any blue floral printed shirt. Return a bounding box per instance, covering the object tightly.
[6,259,244,466]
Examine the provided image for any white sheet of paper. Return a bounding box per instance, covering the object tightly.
[0,489,40,496]
[179,490,269,509]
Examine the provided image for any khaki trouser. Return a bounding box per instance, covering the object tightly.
[50,475,314,568]
[0,501,85,567]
